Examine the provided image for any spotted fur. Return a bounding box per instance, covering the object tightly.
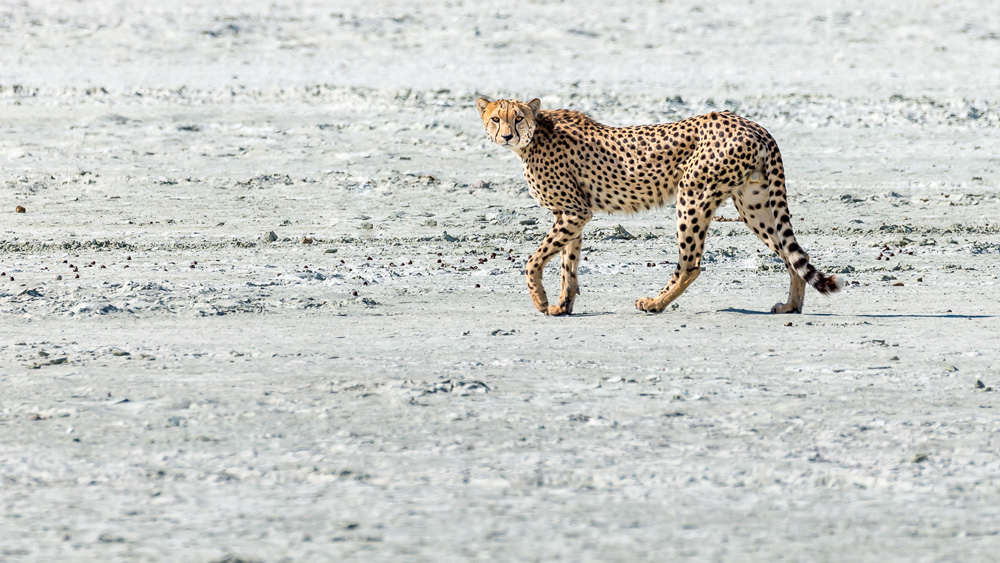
[476,97,843,315]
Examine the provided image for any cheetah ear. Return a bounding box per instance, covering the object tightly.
[526,98,541,115]
[476,97,491,118]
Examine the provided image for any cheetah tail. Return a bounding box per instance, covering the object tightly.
[782,222,843,295]
[764,144,843,296]
[780,215,843,295]
[799,261,844,295]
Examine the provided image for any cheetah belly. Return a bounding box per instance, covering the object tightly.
[582,172,679,214]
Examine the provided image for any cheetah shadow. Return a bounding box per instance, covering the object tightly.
[719,307,994,319]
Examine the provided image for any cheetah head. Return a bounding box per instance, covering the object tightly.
[476,97,541,152]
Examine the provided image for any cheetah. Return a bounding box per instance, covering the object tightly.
[475,96,843,315]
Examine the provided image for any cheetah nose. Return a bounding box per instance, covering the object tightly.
[501,133,514,142]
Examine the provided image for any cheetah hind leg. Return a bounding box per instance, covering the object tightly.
[732,184,805,313]
[635,186,721,313]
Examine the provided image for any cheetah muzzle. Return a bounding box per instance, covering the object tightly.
[475,97,843,316]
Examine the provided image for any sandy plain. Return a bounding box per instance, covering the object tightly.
[2,1,1000,561]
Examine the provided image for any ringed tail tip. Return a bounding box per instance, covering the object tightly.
[817,273,843,295]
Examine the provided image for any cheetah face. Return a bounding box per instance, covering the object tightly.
[476,97,541,151]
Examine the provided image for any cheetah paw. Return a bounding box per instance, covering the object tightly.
[770,302,803,314]
[547,304,572,316]
[635,298,664,313]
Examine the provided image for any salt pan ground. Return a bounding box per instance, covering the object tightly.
[2,1,999,560]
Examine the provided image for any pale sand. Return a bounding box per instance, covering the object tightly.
[2,1,999,560]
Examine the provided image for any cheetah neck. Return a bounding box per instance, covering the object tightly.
[508,136,535,159]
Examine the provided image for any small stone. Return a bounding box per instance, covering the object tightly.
[443,231,458,242]
[613,224,635,239]
[54,275,62,281]
[359,222,374,230]
[15,205,26,213]
[264,231,278,242]
[324,248,338,254]
[975,379,986,389]
[301,237,313,244]
[911,453,929,463]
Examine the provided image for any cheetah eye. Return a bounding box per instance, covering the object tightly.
[515,116,523,123]
[491,117,500,123]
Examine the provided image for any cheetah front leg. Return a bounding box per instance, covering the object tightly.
[526,210,591,315]
[549,234,583,316]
